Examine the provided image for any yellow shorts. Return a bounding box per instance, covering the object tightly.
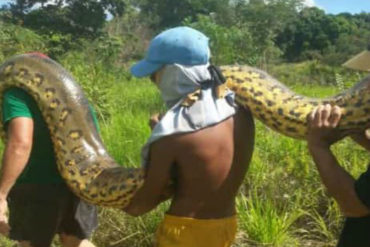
[154,214,237,247]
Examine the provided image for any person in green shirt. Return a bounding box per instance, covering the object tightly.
[0,55,99,247]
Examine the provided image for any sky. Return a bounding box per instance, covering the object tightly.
[0,0,369,15]
[304,0,370,14]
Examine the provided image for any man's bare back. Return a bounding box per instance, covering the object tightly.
[167,108,255,219]
[125,108,255,219]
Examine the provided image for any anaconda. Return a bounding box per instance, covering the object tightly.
[222,65,370,138]
[0,54,369,208]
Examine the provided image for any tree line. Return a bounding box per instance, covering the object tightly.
[0,0,369,66]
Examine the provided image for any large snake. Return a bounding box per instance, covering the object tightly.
[0,54,369,208]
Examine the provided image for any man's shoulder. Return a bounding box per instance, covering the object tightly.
[2,88,35,122]
[156,118,234,153]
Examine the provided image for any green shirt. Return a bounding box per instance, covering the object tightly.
[2,88,100,184]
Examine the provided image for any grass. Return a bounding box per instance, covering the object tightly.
[0,67,368,247]
[236,191,305,246]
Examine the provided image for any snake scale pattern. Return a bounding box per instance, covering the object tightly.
[222,65,370,139]
[0,54,369,208]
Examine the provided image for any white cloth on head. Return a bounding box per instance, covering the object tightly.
[141,63,237,166]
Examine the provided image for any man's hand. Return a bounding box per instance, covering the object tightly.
[306,105,370,217]
[307,104,348,148]
[158,182,175,202]
[149,113,163,130]
[0,197,10,237]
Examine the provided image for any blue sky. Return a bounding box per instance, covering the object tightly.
[1,0,369,15]
[306,0,370,14]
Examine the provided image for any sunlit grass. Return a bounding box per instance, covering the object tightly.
[236,191,304,247]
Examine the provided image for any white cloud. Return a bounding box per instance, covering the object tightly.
[303,0,316,7]
[301,0,326,12]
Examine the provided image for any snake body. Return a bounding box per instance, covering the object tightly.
[0,54,369,208]
[0,54,145,208]
[222,65,370,139]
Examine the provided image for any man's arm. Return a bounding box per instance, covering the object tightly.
[0,117,33,235]
[307,105,370,217]
[308,144,369,217]
[124,136,175,216]
[0,117,34,197]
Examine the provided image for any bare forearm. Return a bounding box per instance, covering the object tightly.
[124,185,174,216]
[308,144,369,217]
[124,194,163,216]
[124,136,175,217]
[0,144,31,199]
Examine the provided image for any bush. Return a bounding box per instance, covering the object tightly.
[269,61,366,88]
[184,14,261,66]
[0,21,47,61]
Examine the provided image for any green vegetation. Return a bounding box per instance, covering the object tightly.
[0,0,369,246]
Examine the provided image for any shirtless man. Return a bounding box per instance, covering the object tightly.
[124,26,255,247]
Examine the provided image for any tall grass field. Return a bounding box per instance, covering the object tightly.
[0,61,368,247]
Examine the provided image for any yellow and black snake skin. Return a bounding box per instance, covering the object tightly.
[222,65,370,138]
[0,54,369,208]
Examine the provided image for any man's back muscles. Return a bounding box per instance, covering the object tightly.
[167,108,255,219]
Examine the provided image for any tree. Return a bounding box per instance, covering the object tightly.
[233,0,303,64]
[276,7,350,61]
[7,0,126,36]
[101,0,126,18]
[135,0,230,30]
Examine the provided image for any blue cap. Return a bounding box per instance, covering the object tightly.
[131,26,210,77]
